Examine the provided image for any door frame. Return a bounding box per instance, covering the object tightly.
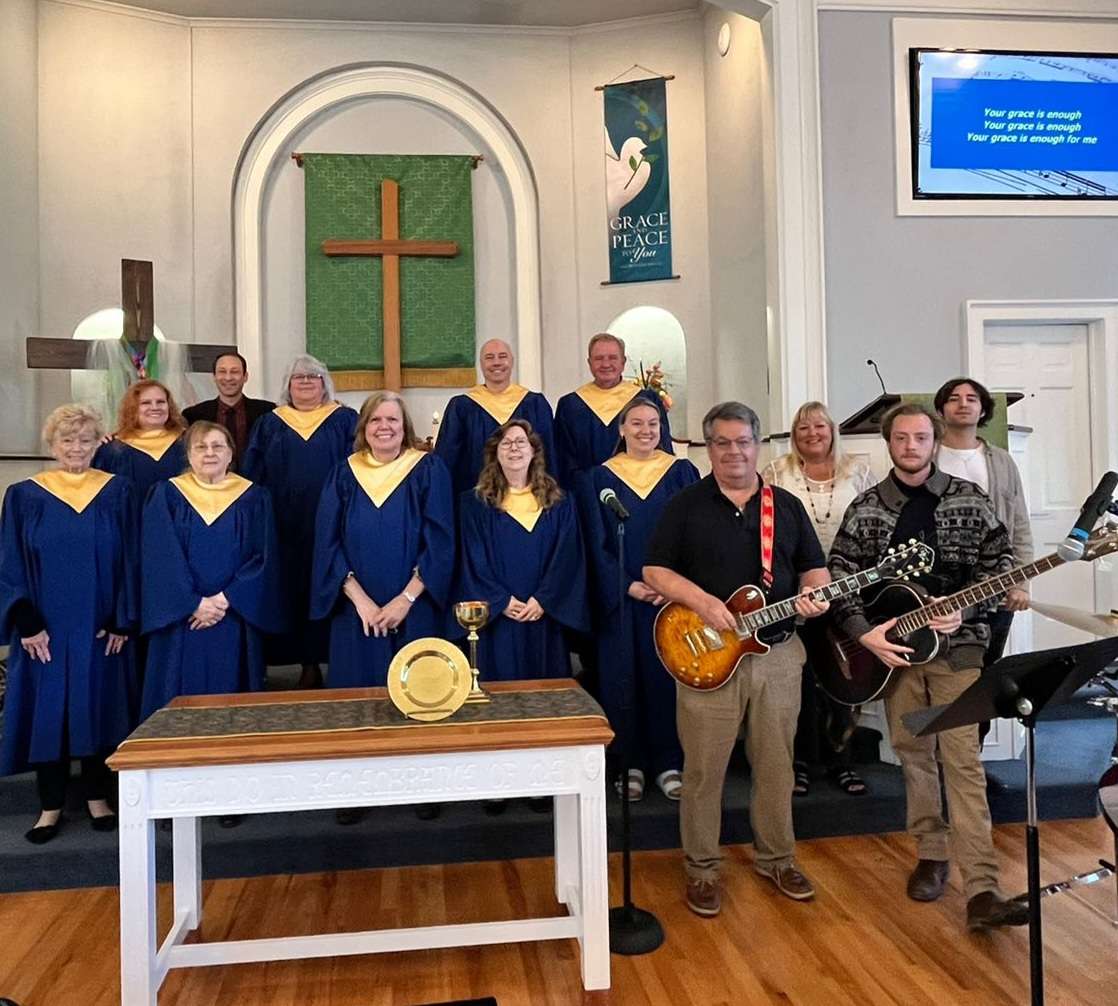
[963,297,1118,620]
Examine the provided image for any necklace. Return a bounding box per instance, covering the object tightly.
[798,462,835,524]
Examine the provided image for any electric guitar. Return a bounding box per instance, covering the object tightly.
[810,526,1118,707]
[654,540,934,691]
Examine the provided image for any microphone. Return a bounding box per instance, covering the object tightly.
[866,359,887,397]
[599,487,630,521]
[1057,471,1118,561]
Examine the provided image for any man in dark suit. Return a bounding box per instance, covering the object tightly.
[183,351,275,460]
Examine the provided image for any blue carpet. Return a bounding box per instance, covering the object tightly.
[0,712,1111,895]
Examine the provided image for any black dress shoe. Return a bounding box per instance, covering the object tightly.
[907,859,950,902]
[90,812,118,833]
[335,808,366,826]
[25,816,63,845]
[966,891,1030,930]
[415,803,442,821]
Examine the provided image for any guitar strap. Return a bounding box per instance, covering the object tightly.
[760,484,775,592]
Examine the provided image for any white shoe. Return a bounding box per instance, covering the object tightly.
[613,768,645,801]
[656,769,683,801]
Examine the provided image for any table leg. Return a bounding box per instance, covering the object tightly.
[554,793,579,906]
[577,786,611,990]
[172,816,202,931]
[119,773,159,1006]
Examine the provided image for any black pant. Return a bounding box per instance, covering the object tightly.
[34,755,112,811]
[978,609,1016,747]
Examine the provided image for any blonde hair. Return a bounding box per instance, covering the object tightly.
[354,391,420,455]
[475,420,563,511]
[42,403,104,446]
[788,401,855,475]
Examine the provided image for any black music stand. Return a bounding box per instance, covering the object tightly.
[903,636,1118,1006]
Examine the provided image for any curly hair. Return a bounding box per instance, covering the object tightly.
[42,402,104,447]
[353,391,421,455]
[475,419,563,511]
[114,379,186,439]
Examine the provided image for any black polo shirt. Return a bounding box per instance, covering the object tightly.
[644,474,825,604]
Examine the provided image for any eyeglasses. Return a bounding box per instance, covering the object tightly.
[708,437,755,452]
[291,373,323,382]
[499,438,531,451]
[190,441,232,453]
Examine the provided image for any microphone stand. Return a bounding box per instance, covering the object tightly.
[608,516,665,955]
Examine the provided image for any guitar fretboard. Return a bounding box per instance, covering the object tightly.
[735,567,885,636]
[892,553,1065,636]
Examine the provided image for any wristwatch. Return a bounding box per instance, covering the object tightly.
[403,589,417,604]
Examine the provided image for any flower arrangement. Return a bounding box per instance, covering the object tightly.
[632,360,673,411]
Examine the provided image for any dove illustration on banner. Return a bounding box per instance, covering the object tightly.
[605,125,652,222]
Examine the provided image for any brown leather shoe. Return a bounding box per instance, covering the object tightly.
[966,891,1030,930]
[907,859,950,902]
[685,877,721,917]
[755,862,815,901]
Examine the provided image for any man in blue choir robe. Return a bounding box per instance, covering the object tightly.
[140,427,285,717]
[553,332,673,488]
[434,339,556,498]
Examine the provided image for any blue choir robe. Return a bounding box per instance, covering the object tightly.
[553,384,672,489]
[434,385,557,499]
[454,489,588,681]
[92,429,187,502]
[240,402,358,665]
[0,470,139,775]
[139,475,285,718]
[577,452,699,774]
[310,449,455,687]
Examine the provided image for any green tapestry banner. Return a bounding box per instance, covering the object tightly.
[303,153,476,389]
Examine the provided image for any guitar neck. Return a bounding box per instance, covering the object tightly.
[893,553,1065,636]
[737,566,886,636]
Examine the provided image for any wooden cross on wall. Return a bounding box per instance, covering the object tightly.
[25,259,235,373]
[322,179,459,391]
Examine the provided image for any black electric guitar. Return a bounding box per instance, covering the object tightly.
[810,526,1118,707]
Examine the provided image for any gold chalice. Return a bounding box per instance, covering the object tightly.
[454,600,491,703]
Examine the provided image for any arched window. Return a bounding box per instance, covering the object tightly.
[607,306,687,438]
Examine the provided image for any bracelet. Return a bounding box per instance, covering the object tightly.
[403,589,417,604]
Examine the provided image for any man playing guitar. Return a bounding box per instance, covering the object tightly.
[644,402,831,918]
[828,402,1029,931]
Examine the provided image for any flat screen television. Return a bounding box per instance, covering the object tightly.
[910,48,1118,199]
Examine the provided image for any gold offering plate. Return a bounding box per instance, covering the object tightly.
[387,637,472,722]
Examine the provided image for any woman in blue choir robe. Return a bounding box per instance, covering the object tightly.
[240,354,358,687]
[140,421,284,719]
[311,391,455,688]
[1,404,138,844]
[433,339,556,499]
[577,397,699,802]
[92,378,188,501]
[455,419,588,681]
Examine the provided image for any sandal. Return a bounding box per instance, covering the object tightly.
[831,767,868,797]
[656,770,683,801]
[613,768,644,801]
[793,761,810,797]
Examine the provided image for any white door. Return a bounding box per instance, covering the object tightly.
[984,323,1098,649]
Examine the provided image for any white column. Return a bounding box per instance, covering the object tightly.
[172,816,203,931]
[577,749,610,991]
[553,793,580,906]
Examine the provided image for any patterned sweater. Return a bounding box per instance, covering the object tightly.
[827,467,1013,669]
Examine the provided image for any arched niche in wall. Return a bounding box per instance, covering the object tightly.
[231,63,542,404]
[607,305,688,438]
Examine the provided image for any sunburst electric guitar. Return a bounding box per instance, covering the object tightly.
[809,526,1118,707]
[654,540,934,691]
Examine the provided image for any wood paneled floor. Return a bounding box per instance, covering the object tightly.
[1,818,1115,1005]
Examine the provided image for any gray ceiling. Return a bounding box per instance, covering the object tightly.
[132,0,701,27]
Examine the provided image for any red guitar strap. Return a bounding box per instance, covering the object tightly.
[760,484,775,592]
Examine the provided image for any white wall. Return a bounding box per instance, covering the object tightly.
[702,7,769,425]
[569,13,712,441]
[1,0,40,454]
[819,10,1118,421]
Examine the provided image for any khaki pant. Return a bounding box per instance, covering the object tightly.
[884,657,999,899]
[676,636,805,881]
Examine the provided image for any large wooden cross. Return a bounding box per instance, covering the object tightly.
[25,259,235,373]
[321,179,459,391]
